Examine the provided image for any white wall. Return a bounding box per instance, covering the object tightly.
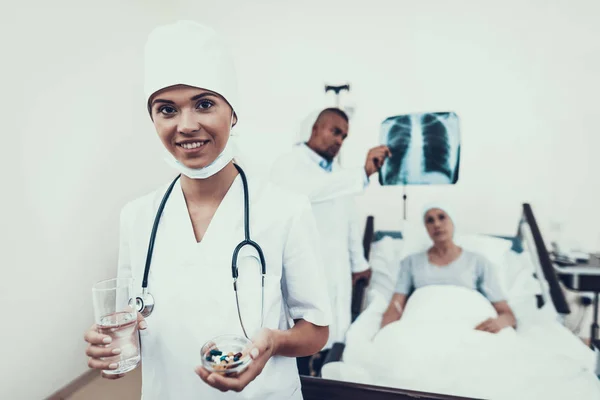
[173,0,600,250]
[2,1,599,398]
[0,1,177,398]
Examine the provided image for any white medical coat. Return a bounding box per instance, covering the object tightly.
[270,145,370,350]
[117,172,332,399]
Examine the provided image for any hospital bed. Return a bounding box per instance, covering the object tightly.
[299,203,600,400]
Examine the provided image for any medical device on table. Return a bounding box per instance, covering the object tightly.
[135,164,266,339]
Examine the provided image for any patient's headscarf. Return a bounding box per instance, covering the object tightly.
[422,203,456,233]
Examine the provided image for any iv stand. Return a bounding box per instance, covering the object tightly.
[403,185,408,220]
[325,84,350,108]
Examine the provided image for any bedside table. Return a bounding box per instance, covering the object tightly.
[554,255,600,346]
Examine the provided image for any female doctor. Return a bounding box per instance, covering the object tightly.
[83,21,331,399]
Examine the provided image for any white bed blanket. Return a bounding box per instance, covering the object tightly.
[340,286,600,400]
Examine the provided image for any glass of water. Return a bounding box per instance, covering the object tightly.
[92,277,140,375]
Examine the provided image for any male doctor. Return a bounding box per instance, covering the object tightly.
[270,108,390,376]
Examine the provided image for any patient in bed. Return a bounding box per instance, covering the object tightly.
[380,204,517,333]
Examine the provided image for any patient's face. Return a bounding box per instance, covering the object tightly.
[424,208,454,243]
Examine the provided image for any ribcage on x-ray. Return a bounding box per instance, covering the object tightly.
[379,112,460,185]
[422,113,452,178]
[381,115,411,184]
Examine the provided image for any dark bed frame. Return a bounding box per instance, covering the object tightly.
[300,203,570,400]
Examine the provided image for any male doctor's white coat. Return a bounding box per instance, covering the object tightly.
[117,172,332,399]
[270,144,370,350]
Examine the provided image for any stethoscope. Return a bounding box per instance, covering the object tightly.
[134,164,266,339]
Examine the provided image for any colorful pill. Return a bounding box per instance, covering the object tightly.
[233,356,240,362]
[234,352,242,358]
[210,349,222,356]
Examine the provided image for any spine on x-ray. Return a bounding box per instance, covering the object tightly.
[404,114,423,184]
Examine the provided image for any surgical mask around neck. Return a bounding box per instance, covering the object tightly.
[163,113,236,179]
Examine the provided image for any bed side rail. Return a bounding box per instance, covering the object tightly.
[520,203,570,314]
[300,376,482,400]
[351,215,375,322]
[363,215,375,260]
[321,342,345,368]
[351,278,368,322]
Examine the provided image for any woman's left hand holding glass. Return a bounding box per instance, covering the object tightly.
[195,328,277,392]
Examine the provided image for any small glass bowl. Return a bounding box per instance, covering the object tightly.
[200,334,253,376]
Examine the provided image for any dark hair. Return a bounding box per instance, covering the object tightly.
[316,107,349,123]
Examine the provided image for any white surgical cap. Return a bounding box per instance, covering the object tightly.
[422,202,456,230]
[144,20,239,118]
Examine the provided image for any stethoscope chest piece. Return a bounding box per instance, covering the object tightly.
[136,290,155,318]
[136,165,265,336]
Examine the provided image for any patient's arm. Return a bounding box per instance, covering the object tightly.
[380,293,407,328]
[493,301,517,329]
[475,301,517,333]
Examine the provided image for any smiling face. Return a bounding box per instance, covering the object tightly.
[149,85,237,169]
[424,208,455,244]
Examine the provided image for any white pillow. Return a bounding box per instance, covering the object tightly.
[503,250,542,298]
[455,234,512,266]
[366,236,404,304]
[369,236,403,277]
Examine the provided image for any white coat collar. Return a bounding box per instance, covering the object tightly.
[154,175,244,267]
[300,143,333,172]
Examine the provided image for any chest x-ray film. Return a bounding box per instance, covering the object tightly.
[379,112,461,185]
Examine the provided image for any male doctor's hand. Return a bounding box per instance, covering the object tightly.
[364,145,392,176]
[195,328,276,393]
[83,312,147,380]
[352,268,372,286]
